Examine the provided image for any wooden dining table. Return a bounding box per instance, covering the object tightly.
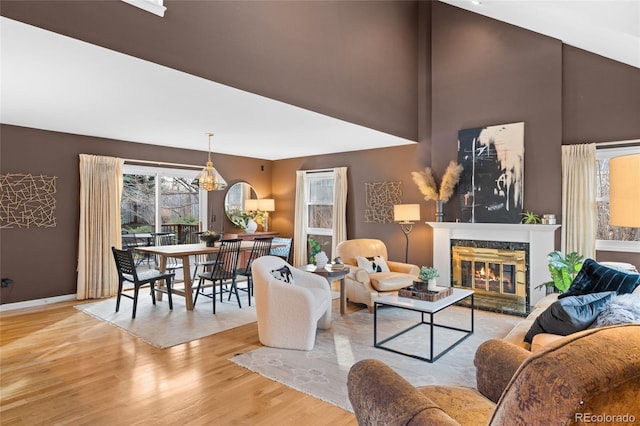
[135,241,283,311]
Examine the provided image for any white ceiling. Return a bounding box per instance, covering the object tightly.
[2,2,639,161]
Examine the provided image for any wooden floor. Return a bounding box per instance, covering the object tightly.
[0,296,361,425]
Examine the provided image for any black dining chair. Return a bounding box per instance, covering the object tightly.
[270,237,293,263]
[111,247,175,319]
[235,237,273,305]
[194,239,242,314]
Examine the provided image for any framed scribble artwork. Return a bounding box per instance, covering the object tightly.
[457,122,524,223]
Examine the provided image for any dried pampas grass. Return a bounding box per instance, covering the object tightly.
[412,161,463,202]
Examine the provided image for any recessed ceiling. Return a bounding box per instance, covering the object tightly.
[2,2,638,160]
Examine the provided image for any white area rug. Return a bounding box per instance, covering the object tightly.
[231,305,521,412]
[76,290,256,348]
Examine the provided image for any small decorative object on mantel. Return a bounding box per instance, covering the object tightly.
[520,211,542,224]
[418,266,440,291]
[412,161,463,222]
[199,230,222,247]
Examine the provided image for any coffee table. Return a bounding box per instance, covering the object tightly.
[374,288,474,363]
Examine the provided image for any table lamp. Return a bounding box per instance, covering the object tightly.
[394,204,420,263]
[257,199,275,231]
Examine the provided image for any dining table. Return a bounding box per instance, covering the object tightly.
[135,241,283,311]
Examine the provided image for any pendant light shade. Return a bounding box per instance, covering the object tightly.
[198,132,227,191]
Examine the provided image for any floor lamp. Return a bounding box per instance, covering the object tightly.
[394,204,421,263]
[609,153,640,228]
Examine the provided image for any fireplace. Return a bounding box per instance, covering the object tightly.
[427,222,560,314]
[451,240,529,315]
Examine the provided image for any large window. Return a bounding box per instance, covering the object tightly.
[121,165,207,244]
[595,144,640,253]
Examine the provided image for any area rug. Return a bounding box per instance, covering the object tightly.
[76,290,256,349]
[231,305,521,412]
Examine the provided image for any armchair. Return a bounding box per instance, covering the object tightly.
[251,255,332,350]
[336,239,419,312]
[348,324,640,425]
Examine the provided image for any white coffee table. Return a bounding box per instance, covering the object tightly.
[374,288,474,363]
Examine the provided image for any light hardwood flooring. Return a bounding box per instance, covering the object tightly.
[1,296,361,425]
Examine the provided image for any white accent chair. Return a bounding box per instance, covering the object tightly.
[336,239,420,312]
[251,255,332,350]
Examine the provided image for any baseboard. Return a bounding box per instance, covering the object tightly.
[0,294,77,312]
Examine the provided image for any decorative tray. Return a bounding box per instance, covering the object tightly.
[398,283,453,302]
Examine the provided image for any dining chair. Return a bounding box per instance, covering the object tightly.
[269,237,293,263]
[235,237,273,305]
[194,239,242,314]
[154,233,183,274]
[111,247,175,319]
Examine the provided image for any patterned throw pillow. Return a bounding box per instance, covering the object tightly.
[271,265,294,285]
[559,259,640,299]
[356,256,390,273]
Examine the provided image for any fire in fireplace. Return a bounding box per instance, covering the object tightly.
[451,239,529,315]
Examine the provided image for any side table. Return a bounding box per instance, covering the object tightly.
[302,265,349,314]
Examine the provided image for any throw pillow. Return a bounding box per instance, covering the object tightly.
[593,293,640,327]
[271,265,294,285]
[558,258,640,299]
[524,291,615,344]
[356,255,390,273]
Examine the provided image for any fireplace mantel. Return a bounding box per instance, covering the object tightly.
[426,222,561,307]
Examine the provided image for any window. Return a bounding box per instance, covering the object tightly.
[595,144,640,253]
[305,172,335,260]
[122,165,207,244]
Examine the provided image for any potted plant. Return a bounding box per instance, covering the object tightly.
[419,266,440,291]
[521,211,542,224]
[229,209,259,233]
[309,237,328,267]
[538,251,584,293]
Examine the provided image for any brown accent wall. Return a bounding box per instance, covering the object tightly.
[1,0,419,142]
[271,144,429,267]
[0,124,272,304]
[562,45,640,144]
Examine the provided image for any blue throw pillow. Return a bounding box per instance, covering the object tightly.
[524,291,615,344]
[558,258,640,299]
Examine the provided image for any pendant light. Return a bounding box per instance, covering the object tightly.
[197,132,227,191]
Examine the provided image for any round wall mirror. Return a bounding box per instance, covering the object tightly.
[224,182,258,220]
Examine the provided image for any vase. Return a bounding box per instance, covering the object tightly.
[435,200,444,222]
[244,218,258,234]
[314,251,328,268]
[428,278,438,291]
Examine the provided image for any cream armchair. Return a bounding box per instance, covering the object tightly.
[336,239,419,312]
[251,255,332,350]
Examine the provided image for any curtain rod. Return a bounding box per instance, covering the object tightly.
[123,158,203,170]
[595,139,640,148]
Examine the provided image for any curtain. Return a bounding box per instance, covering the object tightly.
[561,144,596,259]
[77,154,124,299]
[331,167,348,259]
[293,170,307,266]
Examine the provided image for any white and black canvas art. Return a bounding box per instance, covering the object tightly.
[457,122,524,223]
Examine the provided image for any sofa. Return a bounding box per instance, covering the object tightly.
[504,259,640,351]
[335,239,419,312]
[348,324,640,425]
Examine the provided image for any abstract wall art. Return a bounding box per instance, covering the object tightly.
[0,173,57,228]
[364,181,402,223]
[457,122,524,223]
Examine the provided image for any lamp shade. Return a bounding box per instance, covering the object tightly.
[394,204,420,222]
[244,199,259,211]
[257,199,275,212]
[609,153,640,227]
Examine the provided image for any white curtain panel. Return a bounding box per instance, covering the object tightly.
[331,167,348,259]
[561,144,596,259]
[77,154,124,299]
[293,170,307,266]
